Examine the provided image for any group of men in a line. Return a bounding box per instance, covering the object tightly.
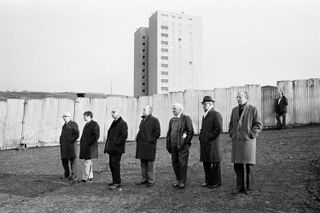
[59,91,263,195]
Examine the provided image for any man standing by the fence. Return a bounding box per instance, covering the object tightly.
[199,96,223,189]
[275,91,288,130]
[229,91,263,195]
[79,111,100,182]
[135,105,161,187]
[104,108,128,190]
[166,103,194,189]
[59,112,79,180]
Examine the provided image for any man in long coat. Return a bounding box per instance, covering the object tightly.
[79,111,100,182]
[135,105,161,187]
[275,91,288,129]
[166,103,194,189]
[229,91,263,195]
[104,108,128,190]
[59,112,79,180]
[199,96,223,189]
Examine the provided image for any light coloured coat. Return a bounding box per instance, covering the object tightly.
[229,103,263,164]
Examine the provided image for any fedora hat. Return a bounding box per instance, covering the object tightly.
[201,96,214,103]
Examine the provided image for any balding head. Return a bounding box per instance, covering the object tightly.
[142,105,152,116]
[236,91,248,105]
[111,108,121,120]
[172,103,183,117]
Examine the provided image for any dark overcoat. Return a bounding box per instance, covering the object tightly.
[229,103,263,164]
[79,120,100,159]
[166,114,194,153]
[275,96,288,113]
[135,115,161,161]
[199,108,223,162]
[60,121,79,159]
[104,117,128,155]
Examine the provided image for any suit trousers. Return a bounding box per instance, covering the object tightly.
[61,158,76,178]
[276,112,286,129]
[234,163,254,191]
[109,154,122,184]
[171,144,189,184]
[141,159,155,183]
[203,162,221,186]
[82,159,93,180]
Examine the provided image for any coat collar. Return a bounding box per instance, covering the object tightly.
[110,116,123,128]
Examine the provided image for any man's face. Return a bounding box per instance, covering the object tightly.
[63,116,71,123]
[111,109,120,120]
[278,92,283,98]
[236,92,247,105]
[202,102,212,111]
[83,115,90,122]
[172,106,181,116]
[142,107,151,116]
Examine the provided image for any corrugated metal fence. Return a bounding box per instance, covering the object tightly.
[0,78,319,150]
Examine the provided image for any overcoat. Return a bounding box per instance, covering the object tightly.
[229,103,263,164]
[79,120,100,159]
[104,117,128,155]
[275,96,288,113]
[166,114,194,153]
[60,121,79,159]
[135,115,161,161]
[199,108,223,162]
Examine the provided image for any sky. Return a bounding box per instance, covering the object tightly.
[0,0,319,96]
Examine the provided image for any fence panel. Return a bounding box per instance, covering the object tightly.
[152,94,170,138]
[3,99,25,149]
[213,88,229,132]
[0,100,7,149]
[277,81,294,125]
[261,86,278,127]
[184,90,202,134]
[293,80,310,124]
[308,78,320,123]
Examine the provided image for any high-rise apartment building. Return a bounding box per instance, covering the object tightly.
[134,11,202,97]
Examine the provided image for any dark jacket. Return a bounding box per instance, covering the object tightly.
[199,108,223,162]
[60,121,79,159]
[275,96,288,113]
[104,117,128,155]
[79,120,100,159]
[166,114,194,153]
[135,114,161,161]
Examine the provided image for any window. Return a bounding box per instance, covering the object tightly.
[161,33,168,37]
[142,56,145,59]
[142,82,145,86]
[142,36,145,39]
[142,69,145,72]
[161,79,168,83]
[161,56,168,60]
[142,62,145,66]
[161,71,168,75]
[142,75,145,79]
[161,48,168,52]
[161,87,169,91]
[171,15,175,18]
[161,41,169,45]
[142,42,146,45]
[142,89,145,93]
[161,13,168,17]
[189,61,193,65]
[161,25,168,30]
[178,38,182,41]
[161,64,168,68]
[188,17,192,21]
[142,49,146,52]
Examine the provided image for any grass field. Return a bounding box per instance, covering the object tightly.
[0,126,319,213]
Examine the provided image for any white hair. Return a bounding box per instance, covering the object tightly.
[172,103,184,111]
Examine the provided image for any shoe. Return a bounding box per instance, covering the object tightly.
[172,182,179,187]
[208,184,221,189]
[88,178,93,181]
[60,175,69,180]
[136,180,148,185]
[178,183,185,189]
[201,183,208,187]
[108,182,115,186]
[81,179,87,182]
[109,183,121,190]
[146,182,155,187]
[239,189,249,195]
[232,189,239,194]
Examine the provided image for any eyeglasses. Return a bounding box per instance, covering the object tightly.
[236,96,244,99]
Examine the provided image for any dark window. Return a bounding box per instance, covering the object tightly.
[189,17,192,21]
[161,33,168,37]
[161,71,168,75]
[178,38,182,41]
[189,61,193,65]
[142,56,145,59]
[161,87,169,91]
[161,48,168,52]
[161,41,169,45]
[161,79,168,83]
[142,42,146,45]
[142,36,146,39]
[142,69,145,72]
[142,62,145,66]
[142,75,145,79]
[142,82,145,86]
[161,56,169,60]
[161,25,169,30]
[142,89,145,93]
[161,64,168,68]
[142,49,146,52]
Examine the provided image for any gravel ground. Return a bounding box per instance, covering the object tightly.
[0,126,319,213]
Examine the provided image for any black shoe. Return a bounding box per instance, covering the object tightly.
[88,178,93,181]
[81,179,87,182]
[109,183,121,190]
[208,184,221,189]
[201,183,208,187]
[108,182,115,186]
[178,183,185,189]
[147,182,155,187]
[239,188,249,195]
[136,180,148,185]
[172,182,179,187]
[60,175,70,180]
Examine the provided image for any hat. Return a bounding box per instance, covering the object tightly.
[62,112,72,117]
[201,96,214,103]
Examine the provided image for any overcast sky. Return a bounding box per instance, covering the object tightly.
[0,0,319,96]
